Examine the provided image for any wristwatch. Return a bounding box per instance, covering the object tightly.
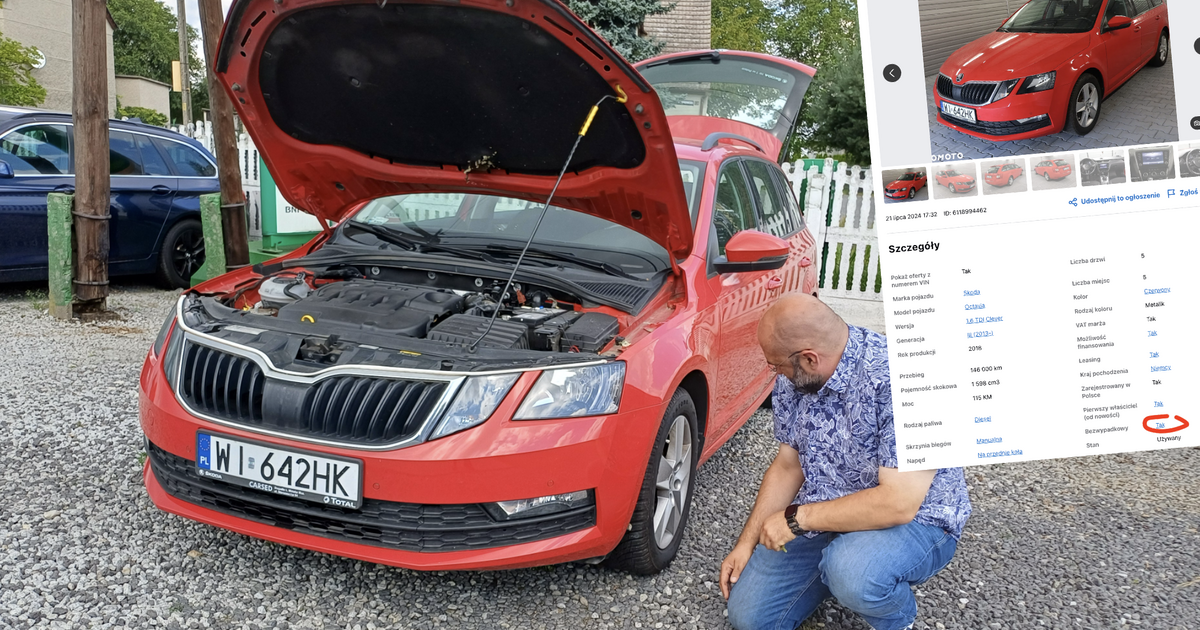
[784,503,808,537]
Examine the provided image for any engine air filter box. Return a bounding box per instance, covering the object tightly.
[428,314,529,350]
[561,313,619,353]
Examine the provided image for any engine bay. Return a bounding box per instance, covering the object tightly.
[179,274,625,373]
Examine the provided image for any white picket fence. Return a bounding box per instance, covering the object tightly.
[783,159,880,301]
[168,124,880,301]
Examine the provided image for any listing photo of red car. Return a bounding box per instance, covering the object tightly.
[1031,154,1079,190]
[982,160,1027,195]
[882,167,929,203]
[139,0,821,576]
[918,0,1176,160]
[931,162,979,199]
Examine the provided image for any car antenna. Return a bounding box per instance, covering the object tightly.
[467,85,628,353]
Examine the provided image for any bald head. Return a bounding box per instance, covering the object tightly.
[758,294,847,359]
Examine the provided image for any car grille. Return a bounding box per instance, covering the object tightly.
[178,342,449,447]
[937,75,999,106]
[148,441,597,552]
[938,112,1053,137]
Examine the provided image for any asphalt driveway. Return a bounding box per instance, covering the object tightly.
[926,55,1177,161]
[2,284,1199,629]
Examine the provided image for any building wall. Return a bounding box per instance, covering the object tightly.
[918,0,1020,77]
[116,76,171,118]
[644,0,711,55]
[0,0,117,115]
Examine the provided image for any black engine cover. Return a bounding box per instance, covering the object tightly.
[276,280,464,337]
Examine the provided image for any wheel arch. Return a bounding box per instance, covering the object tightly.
[676,370,709,449]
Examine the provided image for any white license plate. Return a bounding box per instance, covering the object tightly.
[196,432,363,509]
[941,102,977,124]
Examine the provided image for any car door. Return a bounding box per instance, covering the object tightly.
[744,159,810,296]
[0,124,74,280]
[107,130,176,267]
[706,159,779,433]
[1099,0,1142,87]
[153,136,218,233]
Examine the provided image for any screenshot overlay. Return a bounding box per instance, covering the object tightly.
[858,0,1200,470]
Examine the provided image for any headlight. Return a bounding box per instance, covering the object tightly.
[514,363,625,420]
[428,374,520,440]
[992,78,1020,102]
[158,315,184,392]
[1018,71,1056,95]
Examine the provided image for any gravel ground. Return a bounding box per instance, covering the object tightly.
[2,283,1199,630]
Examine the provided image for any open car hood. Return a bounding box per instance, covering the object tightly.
[634,50,816,162]
[216,0,693,259]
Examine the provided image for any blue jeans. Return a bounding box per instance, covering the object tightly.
[726,521,957,630]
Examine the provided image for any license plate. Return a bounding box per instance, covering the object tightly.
[941,102,977,124]
[196,432,363,509]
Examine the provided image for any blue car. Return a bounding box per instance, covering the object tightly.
[0,106,218,288]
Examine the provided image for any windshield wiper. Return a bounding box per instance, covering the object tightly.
[345,221,494,263]
[479,243,644,281]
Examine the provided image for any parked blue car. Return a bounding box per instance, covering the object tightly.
[0,106,218,288]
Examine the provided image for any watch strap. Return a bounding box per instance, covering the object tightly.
[784,503,806,536]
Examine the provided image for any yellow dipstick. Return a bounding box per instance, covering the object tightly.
[579,84,629,136]
[300,315,315,323]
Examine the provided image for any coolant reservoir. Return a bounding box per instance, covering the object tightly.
[259,275,312,309]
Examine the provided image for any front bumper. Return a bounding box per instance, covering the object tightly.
[885,188,911,199]
[140,353,662,571]
[934,87,1062,141]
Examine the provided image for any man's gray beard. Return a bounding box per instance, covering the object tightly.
[789,357,825,395]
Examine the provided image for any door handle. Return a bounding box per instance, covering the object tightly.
[151,185,172,195]
[767,276,784,290]
[53,185,75,194]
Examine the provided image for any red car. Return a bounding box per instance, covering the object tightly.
[935,0,1170,141]
[885,171,928,200]
[139,0,819,574]
[1034,158,1074,180]
[984,163,1024,187]
[936,169,977,193]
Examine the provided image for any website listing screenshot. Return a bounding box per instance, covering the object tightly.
[859,0,1200,470]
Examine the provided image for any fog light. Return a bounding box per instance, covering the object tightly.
[485,489,594,521]
[1016,114,1048,123]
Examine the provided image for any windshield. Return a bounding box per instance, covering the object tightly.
[943,171,961,177]
[898,173,917,181]
[349,193,671,274]
[1000,0,1103,34]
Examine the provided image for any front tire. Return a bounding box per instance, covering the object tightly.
[1148,31,1169,67]
[155,219,205,289]
[605,389,699,575]
[1068,74,1102,135]
[948,183,957,194]
[907,188,915,199]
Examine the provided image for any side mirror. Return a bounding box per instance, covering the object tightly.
[713,230,789,274]
[0,160,13,179]
[1106,15,1132,31]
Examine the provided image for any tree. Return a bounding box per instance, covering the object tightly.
[117,104,169,127]
[711,0,771,54]
[566,0,674,63]
[108,0,207,124]
[0,32,47,107]
[799,43,869,165]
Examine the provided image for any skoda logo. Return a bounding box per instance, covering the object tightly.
[955,71,965,83]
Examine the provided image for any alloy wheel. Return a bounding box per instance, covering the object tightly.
[171,227,206,281]
[1076,83,1099,129]
[653,414,693,549]
[1158,35,1168,63]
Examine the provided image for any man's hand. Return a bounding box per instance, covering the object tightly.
[719,542,756,599]
[758,510,796,553]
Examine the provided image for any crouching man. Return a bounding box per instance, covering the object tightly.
[721,294,971,630]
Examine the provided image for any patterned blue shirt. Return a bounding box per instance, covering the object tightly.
[772,324,972,539]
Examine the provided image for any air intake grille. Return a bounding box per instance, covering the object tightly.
[299,376,447,444]
[178,342,449,446]
[180,343,265,423]
[937,75,998,106]
[577,281,653,306]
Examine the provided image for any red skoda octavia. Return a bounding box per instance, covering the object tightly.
[139,0,819,574]
[935,0,1169,141]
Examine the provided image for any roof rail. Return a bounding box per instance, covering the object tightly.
[701,132,764,153]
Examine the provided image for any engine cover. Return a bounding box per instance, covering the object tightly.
[276,280,464,337]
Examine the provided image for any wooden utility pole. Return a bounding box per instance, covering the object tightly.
[71,0,111,313]
[176,0,192,126]
[197,0,250,268]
